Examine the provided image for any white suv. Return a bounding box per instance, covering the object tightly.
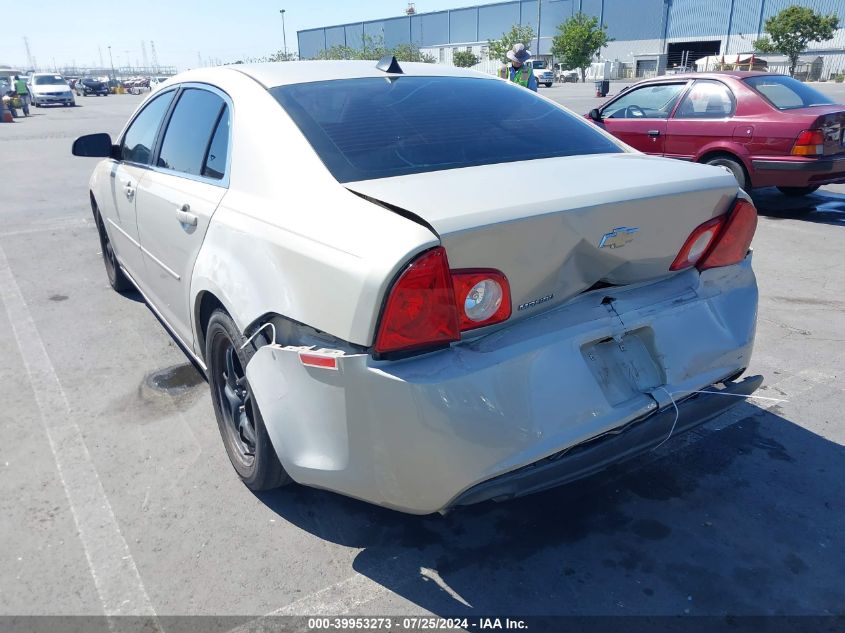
[30,73,75,107]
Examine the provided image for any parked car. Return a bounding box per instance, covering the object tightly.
[71,60,760,514]
[75,77,109,97]
[530,59,554,87]
[557,69,579,83]
[30,72,75,107]
[587,71,845,196]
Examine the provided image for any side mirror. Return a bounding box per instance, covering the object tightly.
[72,133,114,158]
[588,108,603,122]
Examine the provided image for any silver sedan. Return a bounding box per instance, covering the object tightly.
[72,59,760,514]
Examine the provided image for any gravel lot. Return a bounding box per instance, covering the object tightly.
[0,81,843,624]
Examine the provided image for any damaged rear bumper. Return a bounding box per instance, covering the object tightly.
[450,374,762,507]
[246,256,758,515]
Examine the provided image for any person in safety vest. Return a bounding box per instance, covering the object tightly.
[501,43,537,92]
[13,76,30,116]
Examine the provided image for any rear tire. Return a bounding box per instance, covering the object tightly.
[94,207,133,292]
[206,310,291,491]
[777,185,820,197]
[704,155,748,191]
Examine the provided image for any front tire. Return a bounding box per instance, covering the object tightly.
[206,310,291,491]
[94,208,133,292]
[777,185,820,197]
[704,155,748,191]
[545,82,552,88]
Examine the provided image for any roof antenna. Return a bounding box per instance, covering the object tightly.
[376,55,403,74]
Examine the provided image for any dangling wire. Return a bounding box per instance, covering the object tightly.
[652,386,680,451]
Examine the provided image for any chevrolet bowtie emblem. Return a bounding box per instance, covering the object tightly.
[599,226,639,249]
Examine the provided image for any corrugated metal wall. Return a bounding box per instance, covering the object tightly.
[298,0,845,75]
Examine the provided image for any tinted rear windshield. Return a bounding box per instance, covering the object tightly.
[744,75,835,110]
[271,76,621,182]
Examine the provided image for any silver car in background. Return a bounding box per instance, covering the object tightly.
[30,72,75,107]
[72,60,760,514]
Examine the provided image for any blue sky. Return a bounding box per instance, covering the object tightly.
[2,0,509,72]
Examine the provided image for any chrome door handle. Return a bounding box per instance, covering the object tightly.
[122,181,135,200]
[175,204,198,227]
[647,130,661,138]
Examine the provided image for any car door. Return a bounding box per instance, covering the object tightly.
[598,82,689,154]
[135,85,231,347]
[665,79,737,160]
[105,88,177,281]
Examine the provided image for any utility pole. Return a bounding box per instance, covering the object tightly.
[150,41,159,71]
[98,45,104,68]
[23,36,35,69]
[141,41,149,69]
[536,0,542,59]
[108,45,116,81]
[197,51,203,68]
[279,9,288,58]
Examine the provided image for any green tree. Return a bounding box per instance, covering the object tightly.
[488,24,536,65]
[452,50,480,68]
[753,5,839,77]
[313,35,434,63]
[551,12,612,83]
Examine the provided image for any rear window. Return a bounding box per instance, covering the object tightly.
[744,75,835,110]
[271,76,621,182]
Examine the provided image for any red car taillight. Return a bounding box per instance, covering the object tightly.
[375,248,511,355]
[451,270,511,331]
[791,129,825,156]
[670,199,758,272]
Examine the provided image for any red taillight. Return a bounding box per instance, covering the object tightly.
[374,247,460,354]
[375,249,512,355]
[697,199,757,270]
[670,198,758,272]
[451,270,512,331]
[669,216,725,271]
[791,129,825,156]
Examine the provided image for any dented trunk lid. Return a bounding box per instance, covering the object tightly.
[346,152,739,317]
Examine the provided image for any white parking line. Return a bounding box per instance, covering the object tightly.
[0,244,157,619]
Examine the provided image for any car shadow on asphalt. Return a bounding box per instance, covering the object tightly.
[256,401,844,616]
[753,188,845,226]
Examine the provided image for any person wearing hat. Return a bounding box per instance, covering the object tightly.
[502,43,538,92]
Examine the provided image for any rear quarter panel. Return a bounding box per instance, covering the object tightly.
[187,69,438,351]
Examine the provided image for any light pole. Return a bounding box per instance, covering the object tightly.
[279,9,288,59]
[108,45,115,82]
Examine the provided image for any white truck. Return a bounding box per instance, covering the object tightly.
[530,59,555,87]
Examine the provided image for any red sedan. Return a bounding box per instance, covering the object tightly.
[587,71,845,196]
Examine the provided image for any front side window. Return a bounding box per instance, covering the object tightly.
[603,83,687,119]
[744,74,834,110]
[157,89,226,176]
[674,80,734,118]
[271,76,622,183]
[120,90,176,165]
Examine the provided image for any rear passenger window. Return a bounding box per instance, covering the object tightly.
[120,90,175,164]
[157,89,225,176]
[202,106,229,180]
[675,81,734,119]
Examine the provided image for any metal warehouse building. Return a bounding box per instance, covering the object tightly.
[297,0,845,78]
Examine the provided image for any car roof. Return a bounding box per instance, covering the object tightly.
[639,70,774,83]
[180,60,497,89]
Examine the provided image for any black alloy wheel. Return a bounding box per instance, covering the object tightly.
[205,310,290,491]
[94,208,132,292]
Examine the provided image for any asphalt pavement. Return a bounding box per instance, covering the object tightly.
[0,81,843,626]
